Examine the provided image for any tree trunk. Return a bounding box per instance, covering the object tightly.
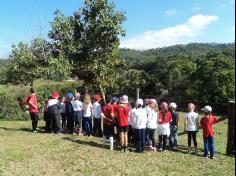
[99,83,106,104]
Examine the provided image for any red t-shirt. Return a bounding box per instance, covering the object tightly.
[115,105,130,127]
[112,103,119,119]
[200,115,218,138]
[27,95,39,113]
[102,103,114,126]
[158,111,172,124]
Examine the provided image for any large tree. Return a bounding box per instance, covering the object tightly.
[49,0,126,101]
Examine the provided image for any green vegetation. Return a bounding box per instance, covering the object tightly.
[0,115,234,176]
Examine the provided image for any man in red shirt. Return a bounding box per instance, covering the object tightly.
[27,88,40,133]
[114,95,130,153]
[200,105,218,159]
[101,95,114,150]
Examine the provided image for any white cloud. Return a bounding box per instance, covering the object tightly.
[165,10,177,16]
[120,14,218,50]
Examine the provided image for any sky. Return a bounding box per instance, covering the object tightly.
[0,0,235,58]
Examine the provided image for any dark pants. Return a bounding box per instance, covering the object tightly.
[103,125,114,138]
[159,135,167,150]
[30,113,38,131]
[74,111,82,129]
[51,113,61,133]
[187,131,198,147]
[84,117,92,136]
[93,118,102,136]
[134,129,146,153]
[67,112,74,134]
[128,125,134,143]
[204,136,214,157]
[45,113,52,133]
[145,128,149,146]
[169,125,178,148]
[61,113,67,129]
[147,128,156,147]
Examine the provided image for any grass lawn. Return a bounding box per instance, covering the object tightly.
[0,112,235,176]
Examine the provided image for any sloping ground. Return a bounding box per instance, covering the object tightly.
[0,113,234,176]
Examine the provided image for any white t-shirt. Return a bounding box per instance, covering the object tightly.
[93,102,101,119]
[133,108,147,129]
[129,108,136,125]
[72,100,83,112]
[147,109,158,129]
[83,103,93,117]
[185,112,199,131]
[60,102,66,113]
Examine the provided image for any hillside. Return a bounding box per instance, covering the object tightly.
[119,43,235,63]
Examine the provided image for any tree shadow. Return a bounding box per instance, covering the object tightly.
[0,126,45,133]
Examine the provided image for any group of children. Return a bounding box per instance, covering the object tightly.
[27,88,219,159]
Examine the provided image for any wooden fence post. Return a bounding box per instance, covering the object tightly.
[226,101,235,156]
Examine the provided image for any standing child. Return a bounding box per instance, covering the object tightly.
[169,102,179,150]
[27,88,40,133]
[115,95,130,153]
[65,93,74,134]
[101,95,115,150]
[133,99,147,153]
[72,93,83,135]
[60,97,67,132]
[158,102,172,152]
[200,106,218,159]
[82,95,93,137]
[47,92,61,134]
[146,99,158,151]
[184,103,199,154]
[128,101,136,144]
[92,95,102,137]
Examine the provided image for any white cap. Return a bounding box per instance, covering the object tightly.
[169,102,177,109]
[201,105,212,113]
[136,99,144,107]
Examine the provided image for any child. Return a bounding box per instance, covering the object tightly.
[200,105,218,159]
[82,95,93,136]
[101,95,115,150]
[133,99,147,153]
[114,95,130,153]
[146,99,158,151]
[47,91,61,134]
[169,102,179,150]
[72,93,83,135]
[44,98,51,133]
[92,95,102,137]
[60,97,67,132]
[65,93,74,134]
[158,102,172,152]
[128,101,136,144]
[27,88,40,133]
[184,103,199,154]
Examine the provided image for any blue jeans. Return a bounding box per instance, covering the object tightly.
[169,125,178,148]
[147,128,156,147]
[134,129,146,153]
[204,136,214,157]
[74,111,82,129]
[84,117,92,136]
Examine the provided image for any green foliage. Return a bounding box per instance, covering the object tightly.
[49,0,127,99]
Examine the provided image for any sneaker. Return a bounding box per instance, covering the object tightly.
[187,147,191,153]
[210,156,215,159]
[124,148,129,153]
[32,130,38,133]
[203,154,209,158]
[153,147,157,152]
[159,148,163,152]
[172,146,178,151]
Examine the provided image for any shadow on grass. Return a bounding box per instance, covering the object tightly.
[0,126,46,133]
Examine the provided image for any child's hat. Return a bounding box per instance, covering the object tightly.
[93,95,101,101]
[66,92,74,98]
[52,91,60,99]
[160,102,169,112]
[112,97,118,103]
[120,95,129,104]
[169,102,177,109]
[149,99,157,105]
[201,105,212,113]
[136,99,144,106]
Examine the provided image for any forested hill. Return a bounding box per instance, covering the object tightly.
[119,43,235,63]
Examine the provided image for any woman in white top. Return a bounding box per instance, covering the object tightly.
[72,93,83,135]
[83,95,93,136]
[133,99,147,153]
[184,103,199,154]
[146,99,158,151]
